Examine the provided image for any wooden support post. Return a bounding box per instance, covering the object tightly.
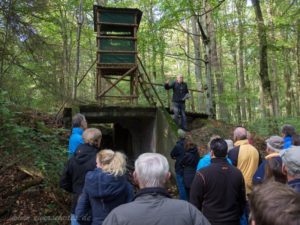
[191,91,195,112]
[98,66,137,98]
[167,90,170,110]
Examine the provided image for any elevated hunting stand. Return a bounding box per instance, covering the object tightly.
[93,6,143,105]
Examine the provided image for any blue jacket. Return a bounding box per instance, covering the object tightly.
[252,154,282,185]
[283,136,293,149]
[170,139,185,176]
[76,168,133,225]
[68,128,84,156]
[196,153,232,171]
[288,178,300,193]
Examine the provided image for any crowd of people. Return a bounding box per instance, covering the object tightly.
[60,114,300,225]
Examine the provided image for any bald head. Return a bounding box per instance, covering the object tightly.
[234,127,247,142]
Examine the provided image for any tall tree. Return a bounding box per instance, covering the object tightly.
[73,0,84,100]
[251,0,274,117]
[235,0,247,121]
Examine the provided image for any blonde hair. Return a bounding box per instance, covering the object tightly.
[97,149,127,176]
[82,128,102,145]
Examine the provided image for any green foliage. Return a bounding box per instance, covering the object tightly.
[0,89,67,187]
[247,116,300,137]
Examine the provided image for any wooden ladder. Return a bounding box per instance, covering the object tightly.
[137,56,165,108]
[137,71,156,106]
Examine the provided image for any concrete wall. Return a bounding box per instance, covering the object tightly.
[155,107,178,175]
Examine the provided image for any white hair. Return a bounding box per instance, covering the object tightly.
[134,153,169,188]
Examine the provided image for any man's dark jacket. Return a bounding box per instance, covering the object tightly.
[181,146,199,188]
[288,178,300,193]
[170,138,185,176]
[164,81,188,103]
[190,158,246,225]
[60,143,98,214]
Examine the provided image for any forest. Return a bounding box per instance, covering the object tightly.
[1,0,300,223]
[1,0,300,133]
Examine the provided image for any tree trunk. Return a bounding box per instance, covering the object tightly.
[266,0,280,117]
[202,0,215,117]
[251,0,274,117]
[191,15,203,111]
[73,0,83,100]
[0,0,13,88]
[283,44,292,116]
[297,19,300,115]
[236,0,247,121]
[59,7,72,100]
[186,19,192,85]
[205,4,228,121]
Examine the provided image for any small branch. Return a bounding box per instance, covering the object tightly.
[178,44,208,63]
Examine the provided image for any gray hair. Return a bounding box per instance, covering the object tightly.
[225,139,234,151]
[233,127,247,141]
[134,153,169,188]
[281,146,300,177]
[72,113,86,128]
[82,128,102,145]
[177,129,186,139]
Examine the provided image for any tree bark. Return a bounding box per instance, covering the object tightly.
[191,15,203,111]
[266,0,280,117]
[236,0,247,121]
[297,19,300,115]
[251,0,274,117]
[73,0,83,100]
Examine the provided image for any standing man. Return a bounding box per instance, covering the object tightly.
[164,75,189,130]
[249,182,300,225]
[228,127,259,195]
[68,113,88,158]
[281,146,300,192]
[190,138,246,225]
[252,135,285,185]
[103,153,211,225]
[60,128,102,225]
[170,129,187,200]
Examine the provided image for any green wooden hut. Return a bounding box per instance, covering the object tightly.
[93,5,143,103]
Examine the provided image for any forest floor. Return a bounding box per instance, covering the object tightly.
[0,110,266,225]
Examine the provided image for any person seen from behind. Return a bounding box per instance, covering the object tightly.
[280,145,300,192]
[76,149,133,225]
[252,136,286,185]
[103,153,211,225]
[248,181,300,225]
[281,124,296,149]
[170,129,187,200]
[180,135,199,200]
[68,113,87,158]
[228,127,259,195]
[197,135,232,171]
[190,138,246,225]
[60,128,102,225]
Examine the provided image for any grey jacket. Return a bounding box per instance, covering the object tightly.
[103,188,211,225]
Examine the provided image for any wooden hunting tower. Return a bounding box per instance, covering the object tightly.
[93,5,143,104]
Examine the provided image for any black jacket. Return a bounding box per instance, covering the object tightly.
[190,158,246,225]
[181,146,199,188]
[164,81,188,103]
[170,139,185,176]
[60,143,98,214]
